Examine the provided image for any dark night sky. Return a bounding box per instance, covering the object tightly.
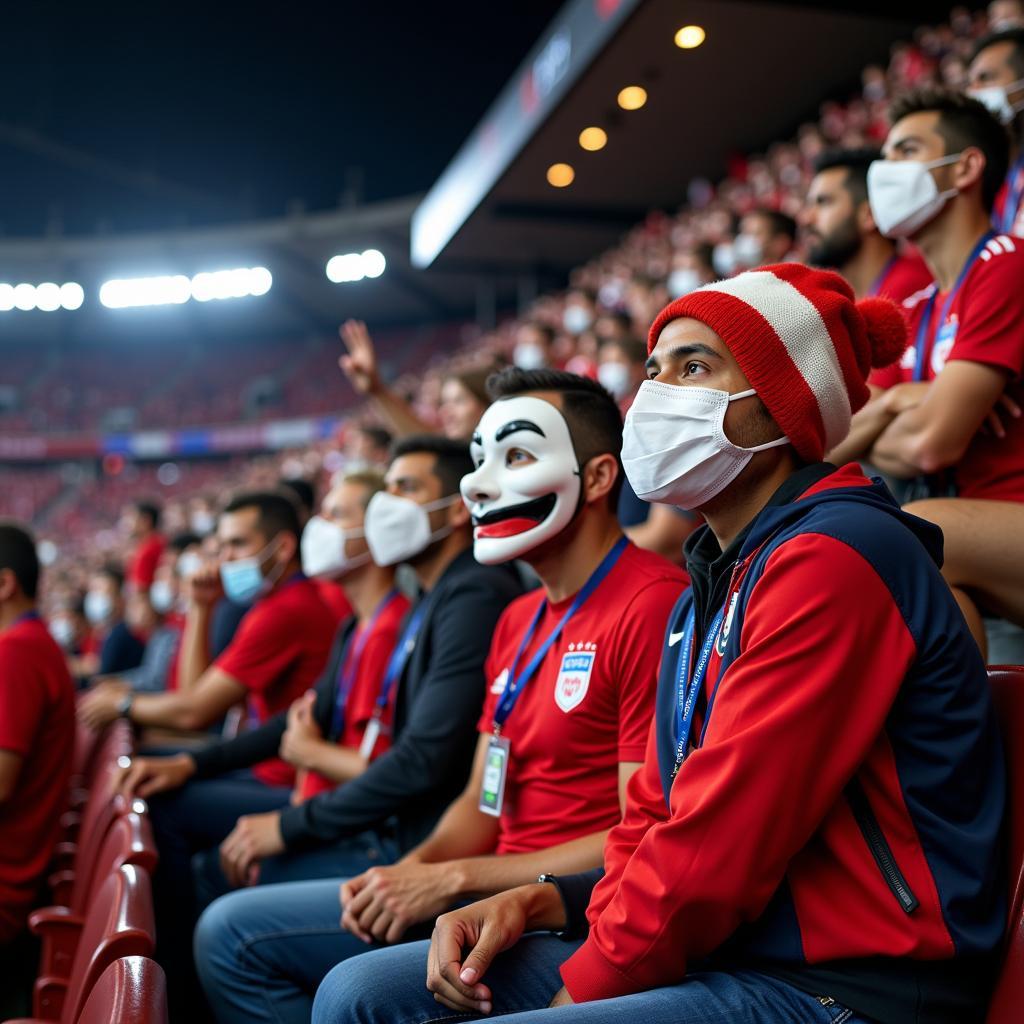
[0,2,565,238]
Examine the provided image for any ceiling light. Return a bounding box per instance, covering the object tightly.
[675,25,706,49]
[546,163,575,188]
[578,127,608,152]
[617,86,647,111]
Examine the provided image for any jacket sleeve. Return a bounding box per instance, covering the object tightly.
[560,533,918,1002]
[278,576,512,848]
[191,626,347,778]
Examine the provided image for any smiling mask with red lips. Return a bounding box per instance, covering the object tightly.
[461,395,582,565]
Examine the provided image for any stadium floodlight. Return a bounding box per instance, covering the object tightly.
[325,249,387,284]
[13,284,37,311]
[99,267,271,309]
[59,282,85,310]
[35,283,62,312]
[0,281,86,312]
[0,284,15,312]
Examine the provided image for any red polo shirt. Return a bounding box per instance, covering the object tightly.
[0,615,75,942]
[128,533,165,591]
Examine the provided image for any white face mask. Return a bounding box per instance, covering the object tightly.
[462,396,582,565]
[733,232,764,267]
[513,343,547,371]
[712,242,738,277]
[364,491,460,567]
[970,79,1024,125]
[301,514,370,578]
[563,306,593,334]
[867,154,962,239]
[621,380,789,510]
[597,361,632,400]
[84,589,112,625]
[149,579,176,614]
[49,617,76,651]
[667,268,703,298]
[177,551,203,579]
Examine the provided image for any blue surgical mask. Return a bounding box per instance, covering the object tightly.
[219,537,284,604]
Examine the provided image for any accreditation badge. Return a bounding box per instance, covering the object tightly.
[359,713,384,760]
[479,735,511,817]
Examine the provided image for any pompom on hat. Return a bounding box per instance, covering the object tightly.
[647,263,907,461]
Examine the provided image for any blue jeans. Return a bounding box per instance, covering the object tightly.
[194,846,402,1024]
[312,936,871,1024]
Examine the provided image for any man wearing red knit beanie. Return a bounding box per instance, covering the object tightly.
[315,264,1006,1024]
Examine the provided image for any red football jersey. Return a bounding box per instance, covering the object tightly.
[297,592,411,801]
[870,233,1024,501]
[872,248,933,305]
[477,542,686,855]
[215,575,337,787]
[0,616,75,942]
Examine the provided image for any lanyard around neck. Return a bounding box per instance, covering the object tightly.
[671,604,725,778]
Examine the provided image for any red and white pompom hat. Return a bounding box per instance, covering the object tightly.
[647,263,907,462]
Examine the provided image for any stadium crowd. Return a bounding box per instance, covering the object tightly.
[4,2,1024,1023]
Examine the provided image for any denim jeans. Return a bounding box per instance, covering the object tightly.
[312,935,871,1024]
[194,841,402,1024]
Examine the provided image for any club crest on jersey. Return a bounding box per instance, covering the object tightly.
[931,314,958,375]
[715,593,740,657]
[491,667,509,695]
[555,642,596,713]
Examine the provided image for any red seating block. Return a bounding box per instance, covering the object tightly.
[75,957,167,1024]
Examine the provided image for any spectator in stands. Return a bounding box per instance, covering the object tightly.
[513,321,556,371]
[801,147,933,299]
[437,367,491,441]
[193,437,522,1024]
[46,592,92,673]
[969,27,1024,234]
[279,476,315,526]
[319,265,1006,1024]
[244,367,687,1024]
[123,499,165,593]
[562,288,597,336]
[0,522,74,971]
[115,472,408,1014]
[87,563,148,676]
[593,309,634,346]
[835,88,1024,654]
[667,243,716,298]
[733,209,797,270]
[990,0,1024,32]
[345,425,393,469]
[77,491,339,761]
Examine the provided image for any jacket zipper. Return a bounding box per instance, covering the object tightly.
[846,780,919,914]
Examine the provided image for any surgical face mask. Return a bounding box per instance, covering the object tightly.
[219,537,284,605]
[513,342,547,371]
[621,380,789,510]
[301,514,370,578]
[462,396,582,565]
[177,551,203,579]
[712,242,738,278]
[364,491,460,567]
[49,617,76,651]
[970,79,1024,125]
[733,232,764,267]
[149,580,176,615]
[84,590,112,625]
[867,154,962,239]
[667,268,703,298]
[597,360,633,400]
[563,306,593,334]
[190,510,215,535]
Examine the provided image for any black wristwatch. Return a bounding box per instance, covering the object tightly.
[116,693,134,720]
[536,874,567,936]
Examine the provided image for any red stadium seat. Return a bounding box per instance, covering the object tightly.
[986,666,1024,1023]
[74,957,167,1024]
[31,810,157,980]
[7,865,156,1024]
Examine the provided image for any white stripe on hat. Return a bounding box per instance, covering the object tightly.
[699,272,852,448]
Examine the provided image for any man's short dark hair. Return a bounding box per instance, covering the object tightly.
[279,477,315,516]
[390,435,475,496]
[888,86,1010,211]
[168,532,202,554]
[486,367,624,507]
[970,27,1024,76]
[96,562,125,589]
[748,208,797,243]
[598,337,647,366]
[812,147,882,205]
[134,500,161,530]
[0,520,39,600]
[221,491,302,544]
[358,425,393,451]
[522,320,556,345]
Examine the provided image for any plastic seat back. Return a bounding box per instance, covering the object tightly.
[74,956,167,1024]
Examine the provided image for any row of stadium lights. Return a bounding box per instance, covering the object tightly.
[546,24,706,189]
[0,249,387,312]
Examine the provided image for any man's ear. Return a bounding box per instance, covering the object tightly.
[447,496,472,529]
[856,197,877,234]
[952,147,987,195]
[275,531,298,566]
[582,453,620,506]
[0,568,18,603]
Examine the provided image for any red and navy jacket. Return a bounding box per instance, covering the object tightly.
[558,464,1005,1023]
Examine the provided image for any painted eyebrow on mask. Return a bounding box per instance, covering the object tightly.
[495,420,546,442]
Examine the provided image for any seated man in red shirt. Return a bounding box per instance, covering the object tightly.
[830,87,1024,654]
[0,522,75,997]
[123,499,165,595]
[214,369,687,1024]
[800,147,932,301]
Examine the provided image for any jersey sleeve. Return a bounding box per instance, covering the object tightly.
[948,253,1024,377]
[214,602,298,693]
[0,641,44,757]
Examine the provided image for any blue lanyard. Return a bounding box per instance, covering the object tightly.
[1000,155,1024,235]
[14,611,39,626]
[672,605,726,776]
[492,536,628,732]
[912,231,993,382]
[867,255,897,298]
[373,599,428,714]
[330,590,400,739]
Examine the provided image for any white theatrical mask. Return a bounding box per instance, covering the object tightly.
[462,396,582,565]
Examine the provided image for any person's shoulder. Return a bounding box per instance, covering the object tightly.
[972,233,1024,282]
[618,541,688,587]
